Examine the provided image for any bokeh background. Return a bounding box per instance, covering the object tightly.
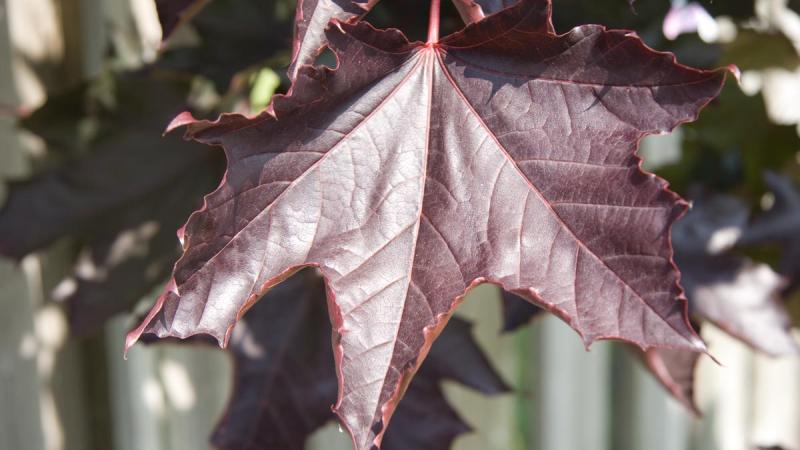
[2,0,800,449]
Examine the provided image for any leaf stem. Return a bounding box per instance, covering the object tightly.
[427,0,441,44]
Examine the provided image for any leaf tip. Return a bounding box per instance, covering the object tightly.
[123,331,137,360]
[164,111,198,136]
[123,280,174,359]
[726,64,742,84]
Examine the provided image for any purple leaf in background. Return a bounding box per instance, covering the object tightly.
[212,270,506,450]
[0,75,222,335]
[450,0,517,24]
[739,172,800,295]
[500,290,542,332]
[673,194,799,356]
[155,0,211,40]
[643,347,701,414]
[501,192,800,413]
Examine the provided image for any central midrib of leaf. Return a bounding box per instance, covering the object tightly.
[355,49,435,449]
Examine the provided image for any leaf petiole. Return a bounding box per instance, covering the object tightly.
[427,0,441,44]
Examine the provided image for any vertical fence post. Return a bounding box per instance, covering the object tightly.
[611,348,692,450]
[693,325,755,450]
[751,337,800,449]
[530,315,612,450]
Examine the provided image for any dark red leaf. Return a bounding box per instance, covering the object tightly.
[0,75,222,334]
[211,272,334,450]
[500,291,543,332]
[674,194,799,356]
[157,0,292,88]
[642,347,701,415]
[64,164,219,335]
[451,0,522,26]
[155,0,211,40]
[739,172,800,295]
[212,269,506,450]
[451,0,485,24]
[127,2,729,447]
[289,0,380,80]
[0,76,208,259]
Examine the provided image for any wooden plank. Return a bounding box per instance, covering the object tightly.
[693,325,755,450]
[530,315,612,450]
[107,316,169,450]
[160,345,232,450]
[751,336,800,449]
[0,258,45,450]
[106,312,232,450]
[448,285,525,450]
[610,348,692,450]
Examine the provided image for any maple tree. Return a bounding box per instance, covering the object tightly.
[7,0,800,449]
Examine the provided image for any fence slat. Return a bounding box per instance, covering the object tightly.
[0,259,45,450]
[530,315,612,450]
[751,341,800,449]
[693,325,755,450]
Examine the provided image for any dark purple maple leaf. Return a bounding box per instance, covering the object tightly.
[127,1,730,447]
[450,0,515,23]
[61,167,217,335]
[289,0,380,80]
[642,346,700,414]
[499,290,701,412]
[500,290,543,332]
[673,193,799,357]
[501,193,799,412]
[211,269,506,450]
[0,76,205,259]
[155,0,211,40]
[640,193,800,414]
[0,75,222,334]
[156,0,292,88]
[739,172,800,295]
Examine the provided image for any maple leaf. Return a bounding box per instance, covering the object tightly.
[673,193,799,356]
[500,290,542,332]
[451,0,516,24]
[62,168,217,335]
[289,0,380,80]
[155,0,211,40]
[127,1,730,447]
[0,75,222,334]
[0,76,207,259]
[739,172,800,295]
[455,0,551,28]
[382,311,509,450]
[501,193,799,411]
[642,347,700,414]
[157,0,292,88]
[499,289,702,411]
[210,269,506,450]
[642,193,800,413]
